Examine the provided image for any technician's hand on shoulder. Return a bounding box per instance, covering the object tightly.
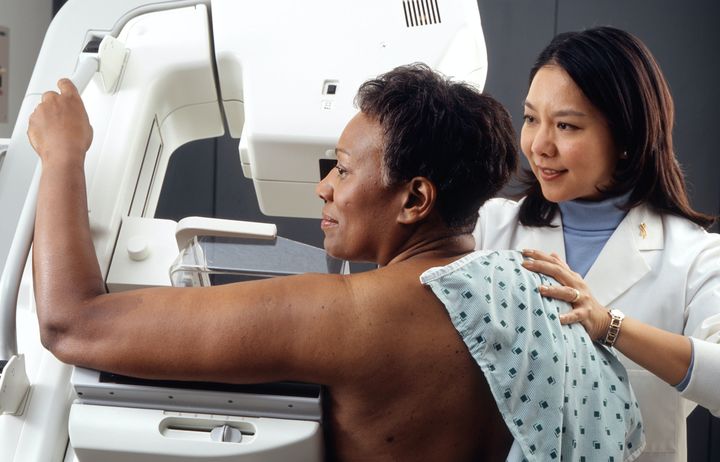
[27,78,93,163]
[522,248,611,341]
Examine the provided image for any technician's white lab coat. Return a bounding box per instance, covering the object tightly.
[474,198,720,462]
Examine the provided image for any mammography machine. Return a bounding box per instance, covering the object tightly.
[0,1,487,460]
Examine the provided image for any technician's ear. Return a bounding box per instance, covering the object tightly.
[397,177,436,225]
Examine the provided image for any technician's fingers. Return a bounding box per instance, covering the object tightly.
[524,249,566,267]
[521,258,571,285]
[559,308,588,325]
[539,284,582,303]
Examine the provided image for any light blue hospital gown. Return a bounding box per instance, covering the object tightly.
[420,250,645,462]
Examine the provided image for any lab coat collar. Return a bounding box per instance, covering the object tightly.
[518,210,567,260]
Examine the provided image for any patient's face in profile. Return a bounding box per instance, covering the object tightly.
[315,112,403,263]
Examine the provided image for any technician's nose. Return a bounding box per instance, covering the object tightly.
[529,125,556,158]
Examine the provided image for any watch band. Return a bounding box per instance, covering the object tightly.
[603,309,625,347]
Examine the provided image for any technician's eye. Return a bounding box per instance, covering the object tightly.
[522,114,535,124]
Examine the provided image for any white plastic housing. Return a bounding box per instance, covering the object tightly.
[70,404,323,462]
[213,0,486,217]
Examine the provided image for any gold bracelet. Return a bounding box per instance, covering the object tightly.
[603,309,625,347]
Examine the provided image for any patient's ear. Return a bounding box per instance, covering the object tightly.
[398,177,436,224]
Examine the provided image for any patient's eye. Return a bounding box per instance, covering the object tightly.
[522,114,535,124]
[335,165,348,177]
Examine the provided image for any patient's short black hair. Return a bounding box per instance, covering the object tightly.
[356,63,517,232]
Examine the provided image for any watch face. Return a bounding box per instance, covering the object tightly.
[610,309,625,320]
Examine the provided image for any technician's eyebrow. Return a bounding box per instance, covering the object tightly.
[523,100,587,118]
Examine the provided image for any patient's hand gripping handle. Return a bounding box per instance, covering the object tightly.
[0,55,98,360]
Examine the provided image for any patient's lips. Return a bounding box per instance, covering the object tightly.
[321,214,339,229]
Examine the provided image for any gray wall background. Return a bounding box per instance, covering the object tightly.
[153,1,720,459]
[0,0,53,137]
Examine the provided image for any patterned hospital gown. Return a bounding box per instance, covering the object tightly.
[420,250,645,462]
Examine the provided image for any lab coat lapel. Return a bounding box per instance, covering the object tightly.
[584,205,664,306]
[518,212,566,260]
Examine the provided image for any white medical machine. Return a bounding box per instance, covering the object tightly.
[0,1,487,460]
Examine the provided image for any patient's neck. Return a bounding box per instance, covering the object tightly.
[383,229,475,267]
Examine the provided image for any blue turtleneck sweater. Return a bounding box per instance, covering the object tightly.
[558,192,630,278]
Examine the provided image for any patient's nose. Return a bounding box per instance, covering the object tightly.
[316,174,333,202]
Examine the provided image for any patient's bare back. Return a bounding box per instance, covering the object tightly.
[323,259,512,462]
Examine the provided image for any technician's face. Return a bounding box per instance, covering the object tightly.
[521,65,619,202]
[315,112,403,262]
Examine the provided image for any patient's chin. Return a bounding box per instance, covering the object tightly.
[325,248,348,262]
[323,241,341,258]
[324,242,354,263]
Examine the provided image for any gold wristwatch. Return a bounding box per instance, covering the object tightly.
[603,309,625,347]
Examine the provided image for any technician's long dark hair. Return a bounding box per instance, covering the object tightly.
[519,26,715,228]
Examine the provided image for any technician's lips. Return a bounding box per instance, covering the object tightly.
[537,167,567,181]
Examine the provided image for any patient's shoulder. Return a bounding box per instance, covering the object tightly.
[347,261,449,316]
